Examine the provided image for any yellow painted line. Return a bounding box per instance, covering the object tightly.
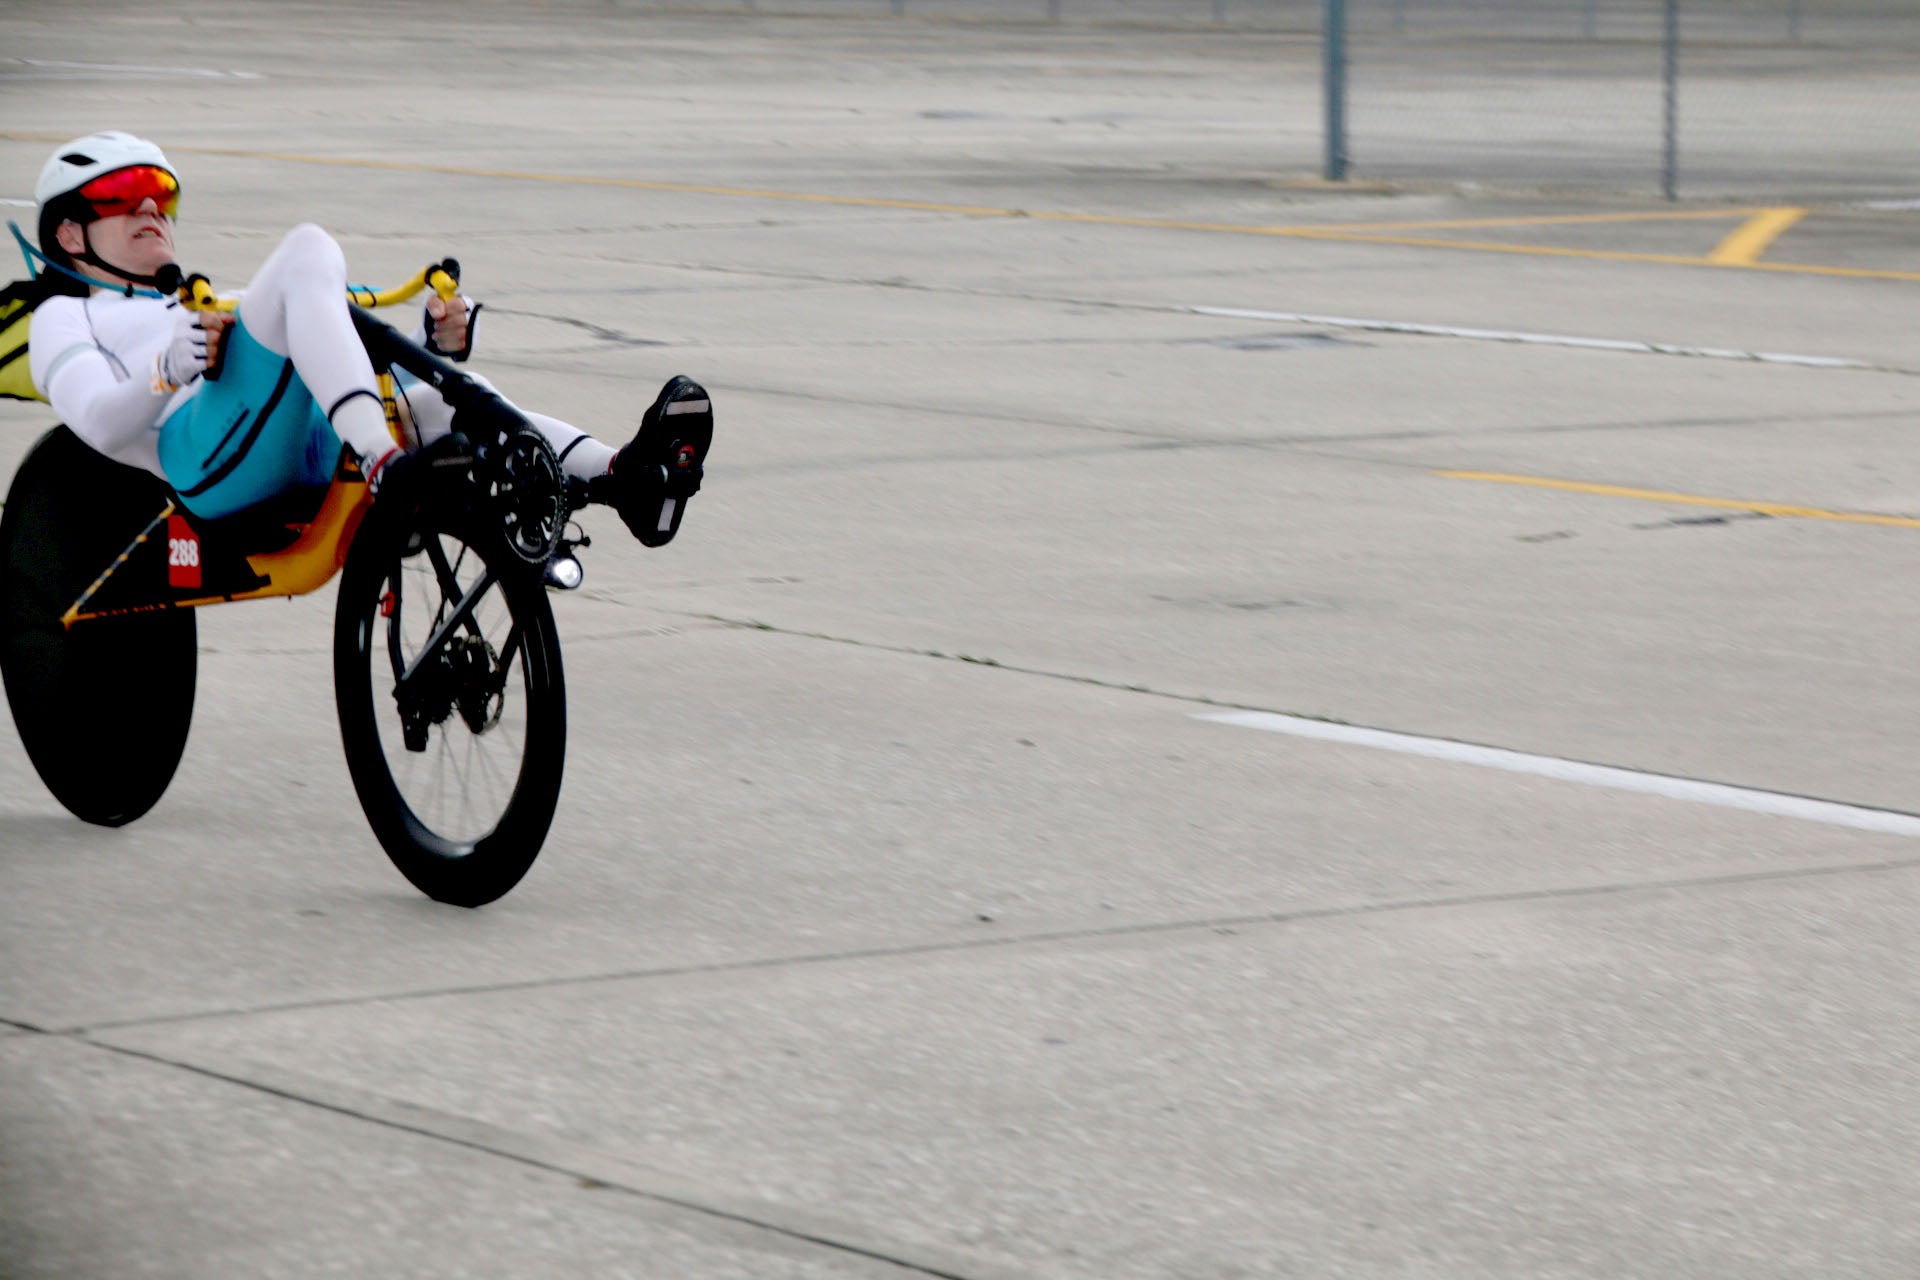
[180,146,1038,217]
[1287,230,1710,265]
[1708,206,1807,266]
[1312,208,1765,233]
[1437,469,1920,529]
[6,132,1917,285]
[1741,257,1920,282]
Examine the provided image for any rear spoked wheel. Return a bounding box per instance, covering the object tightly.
[334,502,565,906]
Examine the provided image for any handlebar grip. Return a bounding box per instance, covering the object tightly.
[426,257,460,301]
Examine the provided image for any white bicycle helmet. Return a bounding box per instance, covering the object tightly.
[36,130,175,209]
[35,131,178,275]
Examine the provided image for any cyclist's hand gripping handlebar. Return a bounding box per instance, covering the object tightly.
[175,257,460,313]
[174,259,463,381]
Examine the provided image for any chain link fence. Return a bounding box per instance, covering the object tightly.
[626,0,1920,200]
[1336,0,1920,198]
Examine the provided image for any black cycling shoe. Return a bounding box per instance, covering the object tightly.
[589,375,712,548]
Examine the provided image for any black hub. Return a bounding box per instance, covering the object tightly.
[396,634,504,752]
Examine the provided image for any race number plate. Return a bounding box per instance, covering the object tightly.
[167,514,202,589]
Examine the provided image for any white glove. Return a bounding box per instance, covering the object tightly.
[151,307,211,393]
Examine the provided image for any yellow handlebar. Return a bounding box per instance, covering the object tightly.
[180,273,230,313]
[346,261,461,309]
[180,259,461,313]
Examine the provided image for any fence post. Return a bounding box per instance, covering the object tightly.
[1661,0,1679,200]
[1323,0,1349,181]
[1583,0,1597,39]
[1787,0,1802,41]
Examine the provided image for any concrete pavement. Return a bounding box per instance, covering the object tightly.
[4,4,1920,1276]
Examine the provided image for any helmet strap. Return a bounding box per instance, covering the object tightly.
[75,223,179,295]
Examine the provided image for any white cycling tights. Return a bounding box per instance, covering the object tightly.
[237,224,395,465]
[239,224,616,479]
[402,378,614,480]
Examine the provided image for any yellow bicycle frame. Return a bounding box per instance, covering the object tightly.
[60,266,463,627]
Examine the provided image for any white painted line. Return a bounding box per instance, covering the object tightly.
[1858,198,1920,210]
[2,58,262,80]
[0,197,32,207]
[1189,305,1872,370]
[1197,709,1920,838]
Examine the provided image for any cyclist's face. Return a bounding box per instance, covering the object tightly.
[55,196,176,283]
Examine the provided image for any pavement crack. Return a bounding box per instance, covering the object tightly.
[484,307,666,348]
[70,1040,1014,1280]
[64,852,1920,1039]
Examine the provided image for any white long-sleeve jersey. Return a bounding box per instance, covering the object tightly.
[29,290,196,478]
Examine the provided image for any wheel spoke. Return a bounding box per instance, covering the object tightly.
[397,569,498,689]
[423,533,485,642]
[363,527,535,845]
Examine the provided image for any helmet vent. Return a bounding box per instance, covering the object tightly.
[59,152,95,166]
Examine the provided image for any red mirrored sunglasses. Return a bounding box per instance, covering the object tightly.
[77,165,180,219]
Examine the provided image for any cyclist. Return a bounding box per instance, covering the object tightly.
[21,131,710,544]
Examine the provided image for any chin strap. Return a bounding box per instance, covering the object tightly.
[76,223,183,294]
[8,219,177,299]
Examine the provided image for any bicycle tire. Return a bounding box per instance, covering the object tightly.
[0,427,197,826]
[333,498,566,906]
